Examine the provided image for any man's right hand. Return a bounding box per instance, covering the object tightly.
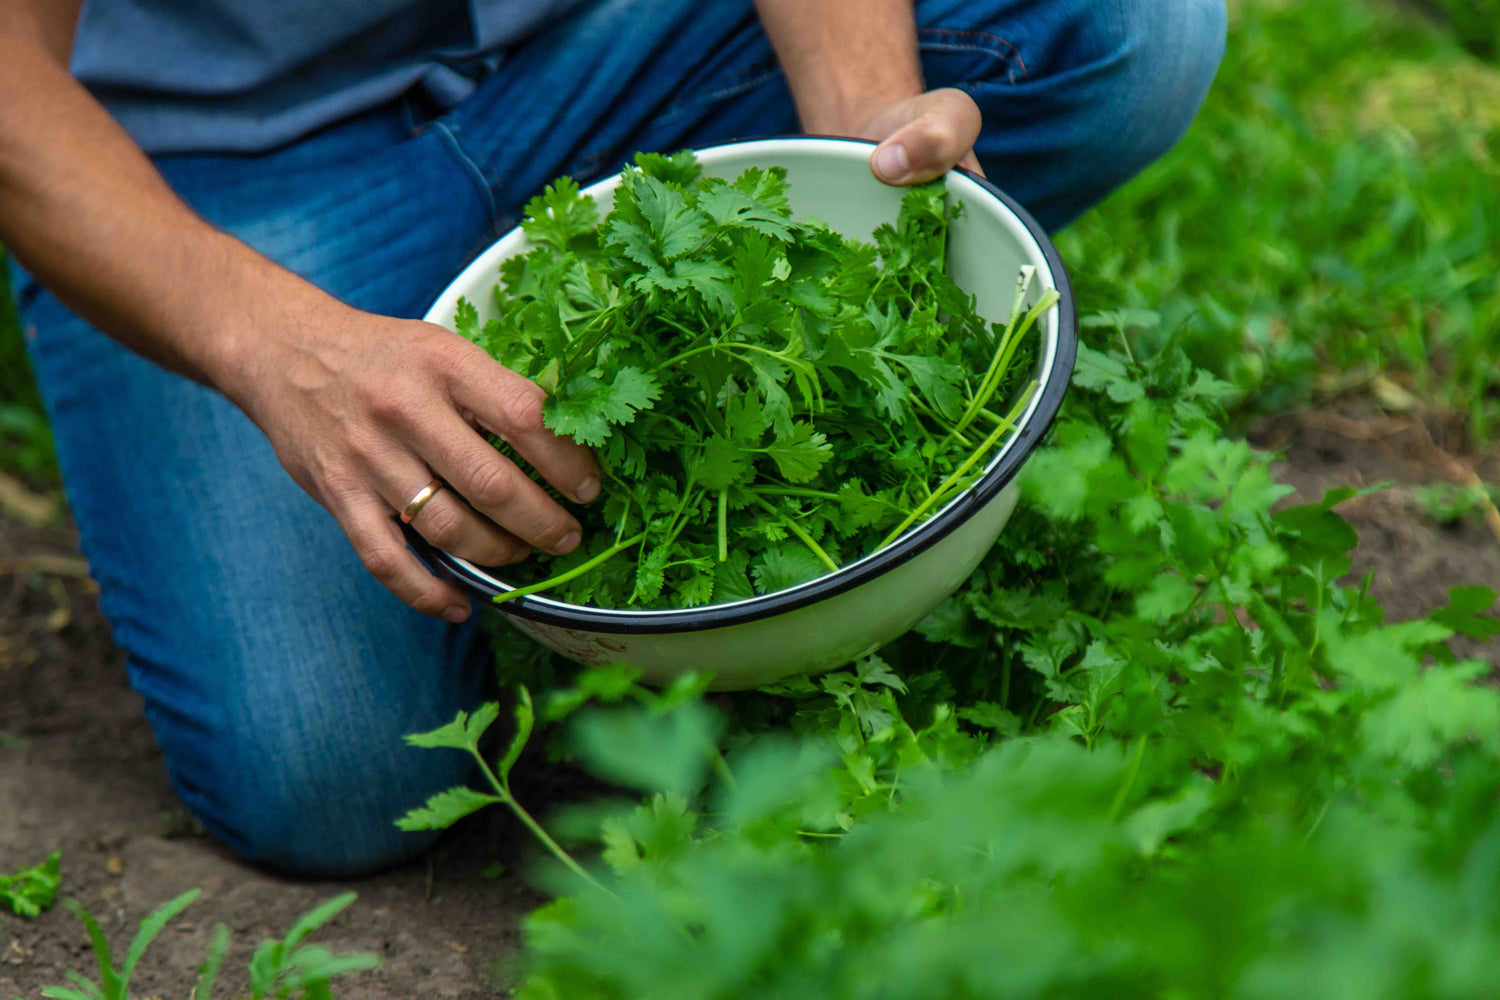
[217,294,600,623]
[1,0,594,623]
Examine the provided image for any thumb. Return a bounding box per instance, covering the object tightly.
[868,89,983,185]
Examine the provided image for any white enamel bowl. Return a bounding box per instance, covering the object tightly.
[411,137,1077,690]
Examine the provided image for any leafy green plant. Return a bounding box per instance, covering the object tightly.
[400,300,1500,996]
[31,890,376,1000]
[0,851,59,918]
[1056,0,1500,444]
[456,151,1050,609]
[0,251,57,486]
[1427,0,1500,60]
[1414,480,1500,523]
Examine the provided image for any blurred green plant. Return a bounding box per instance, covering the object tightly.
[0,251,57,486]
[1427,0,1500,61]
[1414,479,1500,522]
[1059,0,1500,444]
[33,890,377,1000]
[0,851,60,918]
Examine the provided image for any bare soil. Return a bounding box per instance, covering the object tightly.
[2,403,1497,998]
[0,520,549,999]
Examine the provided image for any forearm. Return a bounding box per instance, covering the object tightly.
[753,0,924,134]
[0,5,329,392]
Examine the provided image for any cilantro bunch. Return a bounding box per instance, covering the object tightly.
[456,151,1053,609]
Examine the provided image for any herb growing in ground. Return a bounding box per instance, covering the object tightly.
[455,150,1054,609]
[401,308,1500,997]
[27,890,377,1000]
[0,850,59,918]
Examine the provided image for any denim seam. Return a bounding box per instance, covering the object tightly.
[919,26,1028,83]
[427,119,502,224]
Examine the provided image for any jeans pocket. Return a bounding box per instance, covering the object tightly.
[919,26,1028,87]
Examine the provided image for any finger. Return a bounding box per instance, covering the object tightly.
[340,497,473,622]
[367,441,534,564]
[406,409,583,556]
[443,343,602,505]
[869,88,983,185]
[407,482,532,567]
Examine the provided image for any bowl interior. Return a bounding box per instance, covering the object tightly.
[420,137,1068,622]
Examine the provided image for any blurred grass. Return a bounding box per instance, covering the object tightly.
[1426,0,1500,61]
[1,0,1497,495]
[0,254,58,487]
[1059,0,1500,445]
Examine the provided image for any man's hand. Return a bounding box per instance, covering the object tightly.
[219,294,600,623]
[856,89,984,184]
[755,0,985,184]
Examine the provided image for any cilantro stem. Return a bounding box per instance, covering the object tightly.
[751,496,838,573]
[717,489,729,563]
[910,398,974,447]
[468,747,609,894]
[492,533,647,605]
[661,486,701,549]
[952,277,1057,441]
[752,485,910,516]
[1105,734,1149,822]
[877,381,1038,551]
[651,340,808,376]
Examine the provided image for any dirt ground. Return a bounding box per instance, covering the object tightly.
[2,404,1497,998]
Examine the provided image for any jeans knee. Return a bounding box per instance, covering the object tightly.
[1107,0,1228,170]
[182,718,475,878]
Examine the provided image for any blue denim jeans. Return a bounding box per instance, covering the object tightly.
[11,0,1225,876]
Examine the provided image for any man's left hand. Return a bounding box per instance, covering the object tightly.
[853,88,984,185]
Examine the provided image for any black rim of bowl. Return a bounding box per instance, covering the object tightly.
[406,136,1078,634]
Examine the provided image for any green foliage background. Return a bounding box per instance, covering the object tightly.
[1057,0,1500,442]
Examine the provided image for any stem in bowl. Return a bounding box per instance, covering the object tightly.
[492,533,647,606]
[878,380,1038,551]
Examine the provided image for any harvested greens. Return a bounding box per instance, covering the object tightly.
[454,150,1054,609]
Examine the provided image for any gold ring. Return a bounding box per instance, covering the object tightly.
[400,479,444,524]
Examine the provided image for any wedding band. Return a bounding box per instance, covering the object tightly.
[400,479,444,524]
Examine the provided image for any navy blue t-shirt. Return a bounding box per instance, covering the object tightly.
[71,0,586,154]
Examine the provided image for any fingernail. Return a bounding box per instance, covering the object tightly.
[443,604,469,623]
[873,142,910,182]
[556,531,580,554]
[576,475,600,503]
[508,546,532,565]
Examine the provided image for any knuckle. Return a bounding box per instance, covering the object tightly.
[426,331,479,372]
[497,382,547,436]
[421,503,466,550]
[356,540,402,582]
[542,515,579,550]
[410,586,450,617]
[465,460,515,511]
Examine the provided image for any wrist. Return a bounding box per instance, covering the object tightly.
[180,234,348,411]
[799,85,923,137]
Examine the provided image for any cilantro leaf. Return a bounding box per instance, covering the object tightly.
[521,177,598,253]
[752,543,828,594]
[762,423,833,483]
[697,184,796,242]
[395,787,504,832]
[544,366,662,447]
